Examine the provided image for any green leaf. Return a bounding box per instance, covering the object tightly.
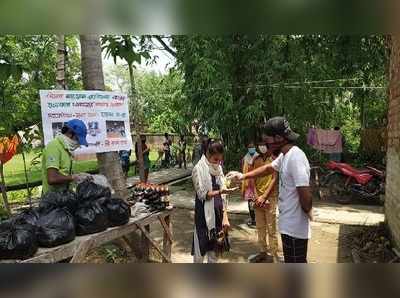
[0,63,11,82]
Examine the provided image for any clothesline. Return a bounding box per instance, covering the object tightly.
[191,83,386,92]
[151,83,386,98]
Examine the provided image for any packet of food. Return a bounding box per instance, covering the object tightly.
[222,177,232,190]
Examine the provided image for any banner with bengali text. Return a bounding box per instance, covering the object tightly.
[40,90,133,154]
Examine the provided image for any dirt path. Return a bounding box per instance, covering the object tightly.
[147,208,357,263]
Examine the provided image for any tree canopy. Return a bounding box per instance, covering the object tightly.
[0,34,390,168]
[0,35,82,137]
[172,35,389,166]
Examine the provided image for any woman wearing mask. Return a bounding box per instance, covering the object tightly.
[249,140,280,263]
[241,140,258,228]
[191,140,237,263]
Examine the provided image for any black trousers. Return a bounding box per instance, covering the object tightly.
[281,234,308,263]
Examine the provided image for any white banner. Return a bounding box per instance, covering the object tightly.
[40,90,133,154]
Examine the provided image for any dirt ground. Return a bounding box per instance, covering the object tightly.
[85,206,379,263]
[138,207,360,263]
[85,177,383,263]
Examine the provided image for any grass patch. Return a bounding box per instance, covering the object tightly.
[3,150,160,187]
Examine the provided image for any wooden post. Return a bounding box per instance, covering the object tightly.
[141,224,150,262]
[70,238,94,263]
[138,223,171,263]
[162,215,172,262]
[0,161,10,215]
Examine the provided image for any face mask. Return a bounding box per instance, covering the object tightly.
[270,144,281,156]
[60,134,80,152]
[258,145,268,154]
[248,148,256,155]
[269,137,287,156]
[205,156,222,176]
[209,163,220,171]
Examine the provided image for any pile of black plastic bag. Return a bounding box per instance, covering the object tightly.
[0,178,131,260]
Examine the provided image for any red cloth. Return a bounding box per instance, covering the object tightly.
[0,135,19,164]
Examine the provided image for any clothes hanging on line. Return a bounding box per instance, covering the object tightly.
[307,128,318,147]
[0,135,19,164]
[307,128,343,154]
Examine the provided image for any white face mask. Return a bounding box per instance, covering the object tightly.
[205,156,222,176]
[209,163,220,172]
[258,145,268,154]
[60,134,80,152]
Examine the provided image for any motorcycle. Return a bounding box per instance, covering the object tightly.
[321,161,385,204]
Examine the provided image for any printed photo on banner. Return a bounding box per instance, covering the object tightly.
[106,120,127,139]
[51,122,65,138]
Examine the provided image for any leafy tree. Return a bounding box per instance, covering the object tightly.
[172,35,389,168]
[136,70,190,134]
[105,63,192,135]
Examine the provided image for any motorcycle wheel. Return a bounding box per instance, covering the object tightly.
[326,173,352,204]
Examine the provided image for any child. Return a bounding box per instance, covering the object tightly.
[249,140,279,263]
[241,140,258,227]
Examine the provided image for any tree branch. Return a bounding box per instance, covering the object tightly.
[153,36,177,57]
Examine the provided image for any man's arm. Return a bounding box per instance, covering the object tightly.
[243,163,275,179]
[297,186,312,213]
[47,168,73,185]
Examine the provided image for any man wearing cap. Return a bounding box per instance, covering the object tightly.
[227,117,312,263]
[41,119,91,194]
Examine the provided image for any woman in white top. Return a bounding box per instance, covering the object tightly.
[191,139,237,263]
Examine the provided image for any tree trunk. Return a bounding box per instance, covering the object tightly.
[56,35,67,90]
[128,64,145,182]
[80,35,128,199]
[0,161,11,215]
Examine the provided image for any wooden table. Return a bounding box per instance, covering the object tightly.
[2,209,173,263]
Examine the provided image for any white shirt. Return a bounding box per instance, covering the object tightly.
[272,146,311,239]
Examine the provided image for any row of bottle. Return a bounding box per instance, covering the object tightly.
[134,183,170,196]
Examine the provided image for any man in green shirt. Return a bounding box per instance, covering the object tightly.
[42,119,91,193]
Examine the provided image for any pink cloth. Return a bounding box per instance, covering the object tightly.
[315,129,343,153]
[244,186,256,201]
[307,128,318,146]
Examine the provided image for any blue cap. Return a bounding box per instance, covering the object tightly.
[66,119,88,146]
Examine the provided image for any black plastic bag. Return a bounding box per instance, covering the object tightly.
[39,191,78,213]
[76,180,111,202]
[12,208,41,228]
[0,222,38,260]
[105,198,131,227]
[36,208,76,248]
[75,201,109,236]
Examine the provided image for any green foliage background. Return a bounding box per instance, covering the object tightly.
[0,34,390,172]
[171,35,389,168]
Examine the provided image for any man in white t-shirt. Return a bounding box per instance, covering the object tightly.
[227,117,312,263]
